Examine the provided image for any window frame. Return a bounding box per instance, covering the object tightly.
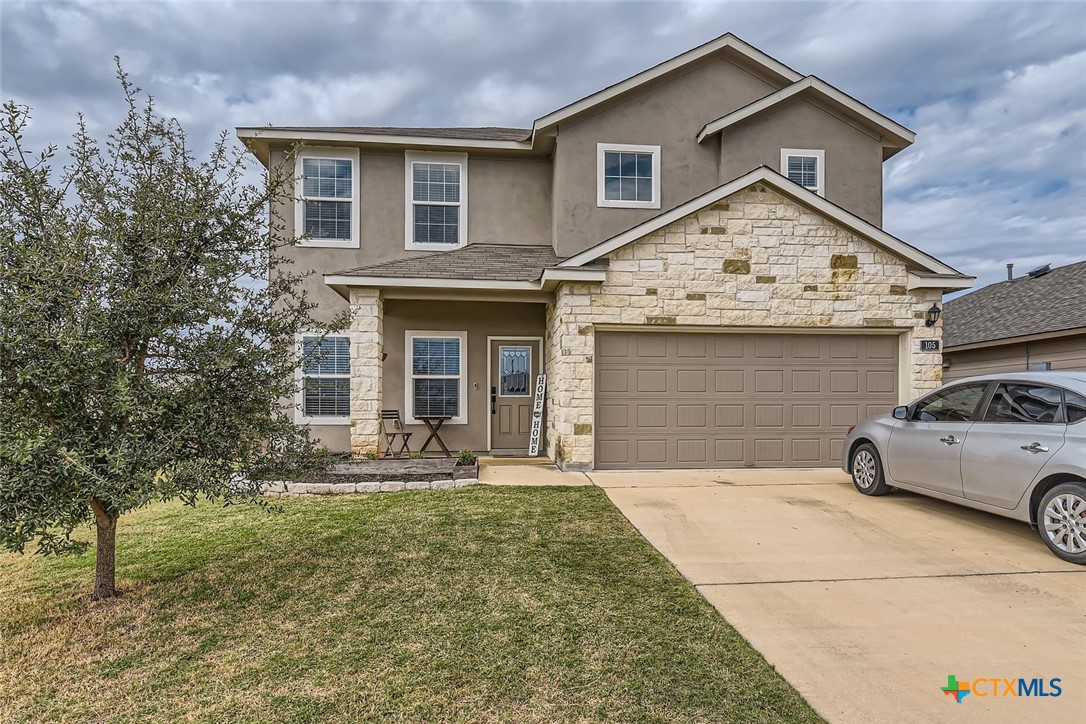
[294,332,352,426]
[404,151,468,251]
[978,381,1066,425]
[404,330,468,425]
[780,148,826,197]
[497,344,533,398]
[909,381,991,423]
[596,143,661,209]
[294,147,361,248]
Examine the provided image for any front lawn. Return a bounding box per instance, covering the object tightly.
[0,486,819,723]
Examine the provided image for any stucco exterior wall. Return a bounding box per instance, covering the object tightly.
[545,184,942,469]
[381,299,546,453]
[550,57,780,258]
[718,99,885,226]
[269,147,553,325]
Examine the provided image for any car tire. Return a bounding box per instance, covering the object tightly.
[1036,482,1086,565]
[850,442,891,496]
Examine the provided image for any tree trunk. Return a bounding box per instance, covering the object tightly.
[89,498,120,600]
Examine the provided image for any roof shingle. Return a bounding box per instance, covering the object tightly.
[334,244,572,282]
[246,126,532,142]
[943,260,1086,348]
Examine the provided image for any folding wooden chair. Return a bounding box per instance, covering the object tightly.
[381,410,412,458]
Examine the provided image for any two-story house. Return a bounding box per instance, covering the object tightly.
[238,33,973,471]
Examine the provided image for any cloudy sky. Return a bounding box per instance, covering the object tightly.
[2,0,1084,291]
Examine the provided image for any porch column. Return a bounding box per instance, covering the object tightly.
[349,287,383,457]
[545,283,596,471]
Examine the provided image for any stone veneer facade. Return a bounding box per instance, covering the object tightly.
[544,184,943,470]
[349,287,383,457]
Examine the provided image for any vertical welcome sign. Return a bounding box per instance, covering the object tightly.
[528,374,546,456]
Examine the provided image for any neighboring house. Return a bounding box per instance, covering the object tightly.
[238,33,973,471]
[943,261,1086,383]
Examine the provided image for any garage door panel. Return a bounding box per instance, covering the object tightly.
[755,369,785,392]
[866,370,896,393]
[677,369,707,392]
[595,332,898,469]
[636,405,668,428]
[598,369,629,393]
[715,369,745,392]
[676,404,708,428]
[715,404,744,427]
[636,369,667,393]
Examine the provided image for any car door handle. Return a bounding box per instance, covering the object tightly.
[940,435,960,445]
[1020,442,1049,453]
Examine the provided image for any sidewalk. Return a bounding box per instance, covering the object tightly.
[478,464,592,486]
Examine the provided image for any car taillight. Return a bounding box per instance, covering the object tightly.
[847,425,855,435]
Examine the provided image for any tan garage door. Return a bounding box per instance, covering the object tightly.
[595,332,899,469]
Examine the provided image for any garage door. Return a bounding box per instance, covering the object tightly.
[594,332,899,469]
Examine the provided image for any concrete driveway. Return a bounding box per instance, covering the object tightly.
[592,468,1085,724]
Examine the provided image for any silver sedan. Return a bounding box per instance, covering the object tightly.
[842,372,1086,564]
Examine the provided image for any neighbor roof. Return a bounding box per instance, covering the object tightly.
[334,244,566,282]
[943,260,1086,348]
[557,166,971,286]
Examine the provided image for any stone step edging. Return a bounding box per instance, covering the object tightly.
[262,479,481,497]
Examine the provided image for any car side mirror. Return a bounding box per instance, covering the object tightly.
[892,406,909,420]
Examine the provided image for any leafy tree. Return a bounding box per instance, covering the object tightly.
[0,64,336,599]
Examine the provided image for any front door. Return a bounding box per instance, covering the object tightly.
[490,339,540,452]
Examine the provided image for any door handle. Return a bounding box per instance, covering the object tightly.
[1020,442,1049,453]
[490,386,496,415]
[940,435,960,445]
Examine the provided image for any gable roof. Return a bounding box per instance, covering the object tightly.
[557,166,972,287]
[333,244,565,282]
[943,260,1086,348]
[530,33,801,134]
[238,33,820,156]
[696,76,915,158]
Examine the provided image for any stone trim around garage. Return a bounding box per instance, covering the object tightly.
[263,479,481,497]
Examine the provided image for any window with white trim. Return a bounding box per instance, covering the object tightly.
[295,148,360,247]
[405,331,467,424]
[405,152,467,249]
[781,148,825,196]
[297,335,351,423]
[597,143,661,209]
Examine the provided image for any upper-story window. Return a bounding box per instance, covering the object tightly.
[781,148,825,196]
[597,143,661,209]
[405,151,467,250]
[295,147,360,248]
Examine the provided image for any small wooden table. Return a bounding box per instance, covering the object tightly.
[418,416,453,457]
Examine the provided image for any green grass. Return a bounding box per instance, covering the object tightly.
[0,487,820,723]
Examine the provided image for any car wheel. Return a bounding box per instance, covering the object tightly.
[1037,482,1086,565]
[850,442,891,496]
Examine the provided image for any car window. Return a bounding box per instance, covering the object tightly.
[1066,391,1086,424]
[914,383,988,422]
[982,383,1062,423]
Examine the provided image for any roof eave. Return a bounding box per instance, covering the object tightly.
[695,76,915,150]
[530,33,803,134]
[235,127,534,155]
